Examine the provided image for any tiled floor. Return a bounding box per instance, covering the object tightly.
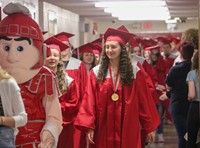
[146,124,178,148]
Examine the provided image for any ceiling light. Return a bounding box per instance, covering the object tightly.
[165,19,177,24]
[95,1,166,8]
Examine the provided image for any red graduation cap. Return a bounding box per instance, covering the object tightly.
[104,28,132,45]
[117,25,129,32]
[144,45,160,51]
[92,43,102,55]
[117,25,136,38]
[141,38,157,49]
[74,43,95,57]
[91,38,102,47]
[54,32,74,42]
[93,49,100,55]
[156,36,171,45]
[44,36,69,52]
[159,38,171,45]
[42,31,48,35]
[129,36,140,48]
[170,37,180,44]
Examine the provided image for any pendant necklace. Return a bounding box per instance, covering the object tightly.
[109,65,120,101]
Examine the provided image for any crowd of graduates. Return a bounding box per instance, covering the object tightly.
[0,2,199,148]
[43,25,199,148]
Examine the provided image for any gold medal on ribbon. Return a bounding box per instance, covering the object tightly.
[111,93,119,101]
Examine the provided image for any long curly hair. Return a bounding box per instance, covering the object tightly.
[56,59,68,94]
[181,28,198,50]
[97,43,134,85]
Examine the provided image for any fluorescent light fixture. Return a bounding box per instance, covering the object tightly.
[165,19,177,23]
[95,1,166,8]
[104,7,168,14]
[119,16,170,21]
[95,0,170,21]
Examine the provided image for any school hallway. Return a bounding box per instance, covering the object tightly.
[146,123,178,148]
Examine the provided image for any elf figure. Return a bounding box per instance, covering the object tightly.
[0,3,62,148]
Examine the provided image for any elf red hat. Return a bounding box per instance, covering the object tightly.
[54,32,74,42]
[44,36,69,52]
[104,28,132,45]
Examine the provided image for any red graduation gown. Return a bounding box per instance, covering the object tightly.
[65,57,88,148]
[75,64,160,148]
[58,76,79,148]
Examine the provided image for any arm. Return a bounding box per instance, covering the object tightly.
[39,82,63,148]
[2,79,27,128]
[188,81,195,101]
[136,70,160,134]
[74,70,96,132]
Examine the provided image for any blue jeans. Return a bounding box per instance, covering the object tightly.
[156,103,164,134]
[0,126,15,148]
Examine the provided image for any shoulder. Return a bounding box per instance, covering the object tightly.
[187,70,197,78]
[70,57,82,65]
[66,75,74,85]
[0,78,19,91]
[92,65,100,77]
[132,55,145,65]
[40,66,54,75]
[131,60,141,79]
[67,57,82,69]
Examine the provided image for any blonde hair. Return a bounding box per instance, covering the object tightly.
[181,28,198,49]
[0,67,12,80]
[56,61,68,94]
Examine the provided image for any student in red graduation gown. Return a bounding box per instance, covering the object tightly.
[75,28,159,148]
[74,43,96,73]
[55,32,88,148]
[145,45,169,142]
[44,36,80,148]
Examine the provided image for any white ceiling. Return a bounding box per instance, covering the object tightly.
[39,0,199,22]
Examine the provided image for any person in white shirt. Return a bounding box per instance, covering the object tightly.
[0,66,27,148]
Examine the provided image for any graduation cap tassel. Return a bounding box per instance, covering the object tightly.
[77,47,80,59]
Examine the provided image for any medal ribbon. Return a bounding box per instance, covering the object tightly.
[109,65,120,92]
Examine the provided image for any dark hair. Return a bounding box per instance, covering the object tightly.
[80,53,96,69]
[97,42,134,85]
[179,42,194,61]
[192,51,198,70]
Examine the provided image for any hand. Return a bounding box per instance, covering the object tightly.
[159,92,168,101]
[86,129,95,144]
[38,130,54,148]
[147,131,155,144]
[156,84,166,91]
[188,97,193,102]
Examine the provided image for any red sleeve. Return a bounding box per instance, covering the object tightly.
[142,60,158,84]
[59,80,80,124]
[137,62,160,104]
[135,70,160,133]
[74,70,96,132]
